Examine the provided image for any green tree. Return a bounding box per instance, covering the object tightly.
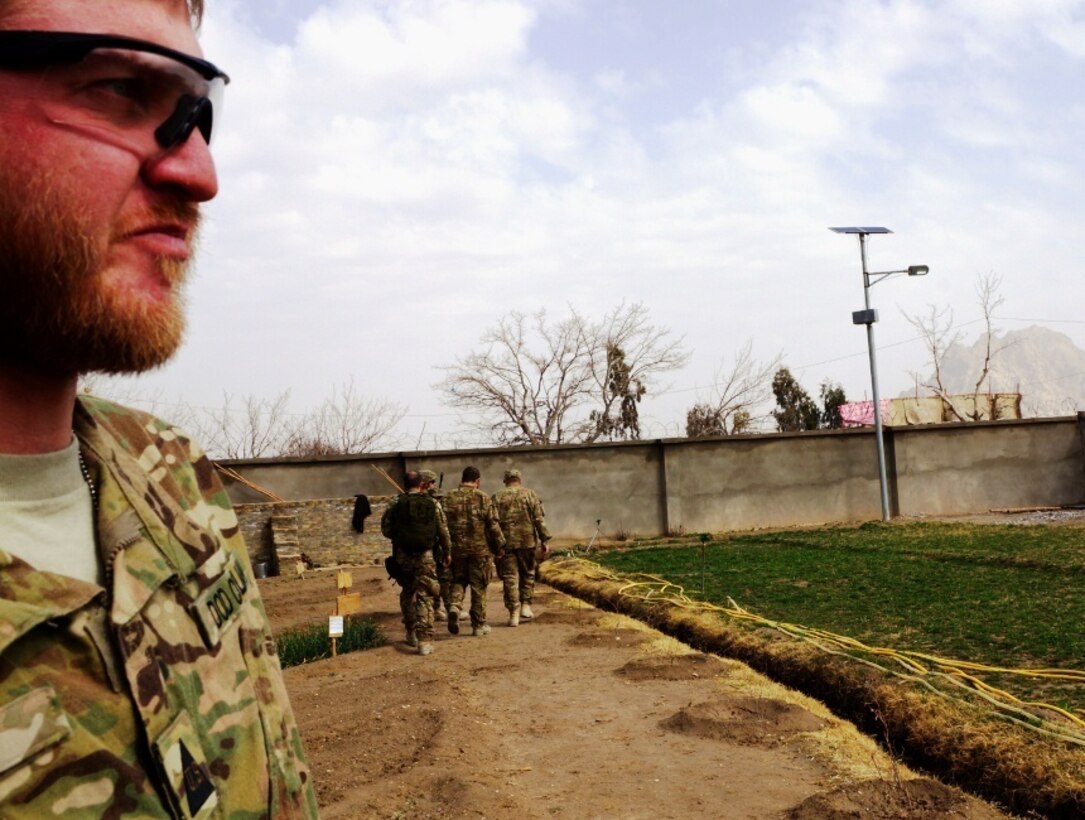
[819,380,847,429]
[685,404,724,438]
[685,405,753,438]
[772,368,820,432]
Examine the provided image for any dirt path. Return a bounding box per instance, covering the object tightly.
[261,567,1006,819]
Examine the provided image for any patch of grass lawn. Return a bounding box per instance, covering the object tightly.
[276,615,385,668]
[596,522,1085,711]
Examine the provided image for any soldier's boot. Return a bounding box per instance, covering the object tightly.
[448,607,460,635]
[473,624,491,637]
[508,608,520,627]
[405,630,418,647]
[460,609,470,621]
[434,601,448,621]
[418,642,434,656]
[520,603,534,621]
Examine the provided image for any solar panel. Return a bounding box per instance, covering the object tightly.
[829,227,892,234]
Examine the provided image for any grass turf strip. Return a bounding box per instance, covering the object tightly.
[593,522,1085,713]
[276,615,385,668]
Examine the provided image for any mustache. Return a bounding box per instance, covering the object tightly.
[110,200,202,243]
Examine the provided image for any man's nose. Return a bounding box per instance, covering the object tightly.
[140,128,219,202]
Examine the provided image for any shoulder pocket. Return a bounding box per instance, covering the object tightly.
[0,686,71,776]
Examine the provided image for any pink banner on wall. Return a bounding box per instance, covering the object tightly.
[839,399,891,427]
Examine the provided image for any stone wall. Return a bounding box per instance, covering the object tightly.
[236,496,393,571]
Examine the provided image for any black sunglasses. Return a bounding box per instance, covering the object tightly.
[0,30,230,150]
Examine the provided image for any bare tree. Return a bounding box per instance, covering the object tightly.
[685,341,782,437]
[437,310,593,445]
[971,273,1007,395]
[904,303,960,407]
[78,375,199,429]
[589,304,689,441]
[437,303,688,446]
[283,381,404,456]
[193,391,294,459]
[77,377,405,459]
[905,272,1011,422]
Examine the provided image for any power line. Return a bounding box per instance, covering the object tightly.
[996,316,1085,326]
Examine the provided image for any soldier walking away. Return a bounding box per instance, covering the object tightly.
[442,466,506,636]
[0,1,317,815]
[382,470,452,655]
[420,468,450,620]
[493,468,552,626]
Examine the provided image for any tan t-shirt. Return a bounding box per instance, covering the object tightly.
[0,438,100,584]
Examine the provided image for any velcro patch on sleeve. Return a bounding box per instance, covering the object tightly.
[152,711,219,820]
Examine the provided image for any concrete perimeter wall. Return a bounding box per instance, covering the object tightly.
[222,414,1085,542]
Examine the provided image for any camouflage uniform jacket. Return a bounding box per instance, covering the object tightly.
[380,491,452,559]
[0,397,317,819]
[441,485,505,558]
[491,485,551,551]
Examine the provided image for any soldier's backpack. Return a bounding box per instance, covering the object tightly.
[391,492,438,555]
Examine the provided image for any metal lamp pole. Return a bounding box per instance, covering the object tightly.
[830,227,929,522]
[857,232,891,520]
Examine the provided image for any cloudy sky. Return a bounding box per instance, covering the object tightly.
[116,0,1085,448]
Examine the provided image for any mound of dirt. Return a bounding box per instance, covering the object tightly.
[786,777,1007,819]
[617,653,719,681]
[533,607,598,626]
[566,627,649,648]
[661,696,826,746]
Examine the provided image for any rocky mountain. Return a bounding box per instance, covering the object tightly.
[906,326,1085,418]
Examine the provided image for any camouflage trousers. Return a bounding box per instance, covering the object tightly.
[449,554,493,628]
[435,559,453,610]
[396,552,441,642]
[498,548,537,612]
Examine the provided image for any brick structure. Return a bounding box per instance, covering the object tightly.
[236,496,393,573]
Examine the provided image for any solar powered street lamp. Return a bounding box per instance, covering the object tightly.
[829,227,929,522]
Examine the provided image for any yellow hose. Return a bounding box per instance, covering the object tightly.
[554,556,1085,744]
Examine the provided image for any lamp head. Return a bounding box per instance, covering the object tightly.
[907,265,930,276]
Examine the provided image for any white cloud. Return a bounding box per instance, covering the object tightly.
[119,0,1085,446]
[741,83,843,145]
[297,0,534,89]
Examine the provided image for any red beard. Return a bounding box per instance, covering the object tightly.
[0,164,199,375]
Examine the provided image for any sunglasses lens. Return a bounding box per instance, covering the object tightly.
[154,94,216,149]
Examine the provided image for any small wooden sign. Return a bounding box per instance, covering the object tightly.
[336,570,353,592]
[328,615,344,638]
[328,615,344,658]
[336,592,362,616]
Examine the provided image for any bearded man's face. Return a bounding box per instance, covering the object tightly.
[0,0,218,377]
[0,164,197,375]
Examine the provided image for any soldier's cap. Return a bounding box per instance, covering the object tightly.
[503,468,521,482]
[419,469,438,484]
